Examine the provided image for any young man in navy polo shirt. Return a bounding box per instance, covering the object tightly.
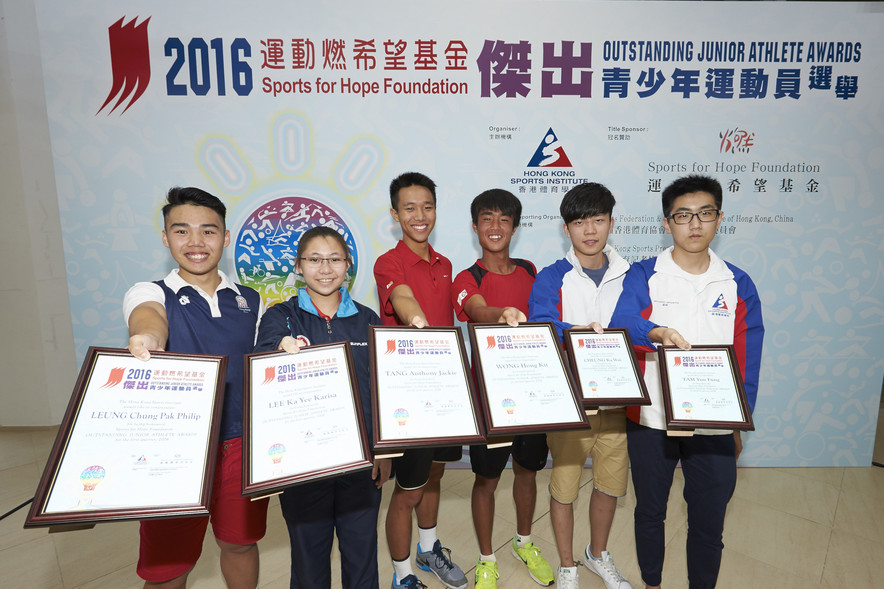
[124,187,268,589]
[374,172,467,589]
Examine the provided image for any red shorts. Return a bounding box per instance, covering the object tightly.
[136,437,269,583]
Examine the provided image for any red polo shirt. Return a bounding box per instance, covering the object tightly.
[450,259,536,323]
[374,240,454,326]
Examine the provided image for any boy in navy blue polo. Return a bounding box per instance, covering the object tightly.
[124,187,268,589]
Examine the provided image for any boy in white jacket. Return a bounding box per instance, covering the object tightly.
[529,182,633,589]
[611,175,764,589]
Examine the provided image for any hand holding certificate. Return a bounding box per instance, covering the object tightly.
[469,323,588,435]
[657,345,754,431]
[243,343,372,498]
[26,347,226,528]
[370,326,484,450]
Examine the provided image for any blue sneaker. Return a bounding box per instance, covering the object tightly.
[391,573,428,588]
[415,540,468,589]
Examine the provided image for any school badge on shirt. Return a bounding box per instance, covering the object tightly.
[235,295,251,312]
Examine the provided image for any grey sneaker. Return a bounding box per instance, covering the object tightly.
[415,540,468,589]
[584,546,633,589]
[556,566,579,589]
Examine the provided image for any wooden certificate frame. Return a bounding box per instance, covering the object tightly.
[658,345,755,431]
[369,326,485,450]
[564,328,651,408]
[243,343,372,498]
[26,347,226,528]
[469,322,589,436]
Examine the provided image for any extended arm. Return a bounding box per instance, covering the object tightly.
[610,263,692,350]
[253,304,305,353]
[388,284,429,327]
[127,302,168,361]
[528,269,573,340]
[463,294,526,326]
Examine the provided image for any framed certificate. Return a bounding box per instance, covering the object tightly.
[564,328,651,407]
[26,347,226,528]
[469,323,589,436]
[369,326,485,450]
[657,345,754,431]
[243,343,372,498]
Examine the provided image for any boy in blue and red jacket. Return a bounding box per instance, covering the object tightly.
[610,174,764,589]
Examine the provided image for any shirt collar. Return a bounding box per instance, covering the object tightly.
[395,239,441,267]
[296,286,358,318]
[658,247,733,280]
[163,268,241,296]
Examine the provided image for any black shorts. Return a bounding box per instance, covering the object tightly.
[392,446,463,490]
[469,434,549,479]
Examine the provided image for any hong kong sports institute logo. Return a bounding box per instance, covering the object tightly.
[97,17,151,115]
[526,127,573,168]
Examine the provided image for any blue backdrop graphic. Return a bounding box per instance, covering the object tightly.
[34,0,884,466]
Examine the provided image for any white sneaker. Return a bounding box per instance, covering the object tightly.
[584,547,633,589]
[556,566,579,589]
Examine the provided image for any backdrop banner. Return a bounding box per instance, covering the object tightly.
[34,0,884,466]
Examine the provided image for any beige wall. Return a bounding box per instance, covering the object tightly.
[0,0,77,426]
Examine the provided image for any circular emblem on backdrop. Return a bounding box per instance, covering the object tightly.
[234,196,359,306]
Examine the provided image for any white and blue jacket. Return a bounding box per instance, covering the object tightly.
[610,247,764,433]
[528,244,630,340]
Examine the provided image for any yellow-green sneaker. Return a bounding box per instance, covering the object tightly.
[511,537,554,586]
[475,559,499,589]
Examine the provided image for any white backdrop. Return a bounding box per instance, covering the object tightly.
[34,0,884,466]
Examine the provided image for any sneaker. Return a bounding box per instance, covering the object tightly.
[511,537,554,586]
[583,546,633,589]
[391,573,428,588]
[556,566,580,589]
[474,559,500,589]
[415,540,468,589]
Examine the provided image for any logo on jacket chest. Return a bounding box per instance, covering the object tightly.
[708,293,732,318]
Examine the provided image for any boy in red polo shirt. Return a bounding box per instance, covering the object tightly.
[451,189,553,589]
[374,172,467,589]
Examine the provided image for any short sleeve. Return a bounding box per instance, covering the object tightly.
[373,251,404,318]
[451,269,481,322]
[122,282,165,325]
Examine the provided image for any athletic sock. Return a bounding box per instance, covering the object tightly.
[516,533,532,547]
[418,526,438,553]
[393,557,413,582]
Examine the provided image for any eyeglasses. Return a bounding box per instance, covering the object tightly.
[299,257,348,268]
[666,209,721,224]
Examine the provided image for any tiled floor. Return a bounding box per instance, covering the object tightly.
[1,421,883,589]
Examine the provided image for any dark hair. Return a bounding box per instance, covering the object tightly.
[559,182,615,224]
[296,226,352,266]
[470,189,522,228]
[662,175,723,217]
[162,186,227,227]
[389,172,437,209]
